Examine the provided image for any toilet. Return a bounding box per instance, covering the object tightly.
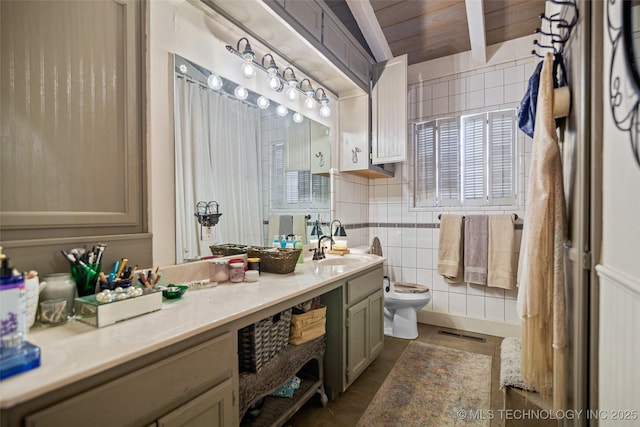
[354,239,432,340]
[382,277,431,339]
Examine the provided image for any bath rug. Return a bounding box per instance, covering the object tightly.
[357,341,492,427]
[499,337,536,392]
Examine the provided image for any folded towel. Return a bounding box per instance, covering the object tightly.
[464,215,489,285]
[268,215,294,243]
[437,215,464,284]
[488,215,516,289]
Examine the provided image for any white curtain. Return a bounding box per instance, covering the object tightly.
[174,78,263,263]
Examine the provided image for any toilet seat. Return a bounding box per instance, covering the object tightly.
[393,282,429,294]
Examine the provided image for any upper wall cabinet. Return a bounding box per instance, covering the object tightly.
[371,54,408,165]
[264,0,373,91]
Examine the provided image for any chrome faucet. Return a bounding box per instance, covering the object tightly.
[313,235,334,260]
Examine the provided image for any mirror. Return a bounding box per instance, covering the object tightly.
[173,54,331,263]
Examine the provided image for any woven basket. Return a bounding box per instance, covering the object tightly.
[210,244,301,274]
[238,309,292,372]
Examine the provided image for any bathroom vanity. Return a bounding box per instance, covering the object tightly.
[0,255,384,427]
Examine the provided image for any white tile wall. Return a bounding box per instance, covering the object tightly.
[364,55,536,325]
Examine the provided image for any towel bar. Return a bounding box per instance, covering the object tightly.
[437,213,519,221]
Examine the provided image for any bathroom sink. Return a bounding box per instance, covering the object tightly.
[317,255,370,266]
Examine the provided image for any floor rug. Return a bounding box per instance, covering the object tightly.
[357,341,492,427]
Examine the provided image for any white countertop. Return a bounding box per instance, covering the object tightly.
[0,254,384,409]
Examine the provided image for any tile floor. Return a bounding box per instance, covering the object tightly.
[285,323,506,427]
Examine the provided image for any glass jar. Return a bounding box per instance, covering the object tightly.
[247,257,261,275]
[229,262,245,283]
[40,273,76,318]
[209,259,229,283]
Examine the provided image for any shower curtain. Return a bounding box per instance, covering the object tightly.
[174,78,263,263]
[516,52,567,409]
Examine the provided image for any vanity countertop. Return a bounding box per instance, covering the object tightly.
[0,254,384,409]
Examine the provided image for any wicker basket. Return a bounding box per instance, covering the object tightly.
[210,244,301,274]
[238,309,292,372]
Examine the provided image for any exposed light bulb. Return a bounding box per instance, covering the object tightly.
[257,96,270,109]
[293,112,304,123]
[286,81,299,101]
[319,103,331,118]
[207,74,223,90]
[234,85,248,100]
[276,104,288,117]
[241,61,255,79]
[268,75,281,90]
[304,94,316,110]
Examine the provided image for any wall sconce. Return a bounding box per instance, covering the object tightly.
[316,88,331,118]
[237,37,256,79]
[300,78,316,110]
[226,37,330,115]
[331,219,348,250]
[262,54,283,91]
[195,201,222,240]
[283,67,299,101]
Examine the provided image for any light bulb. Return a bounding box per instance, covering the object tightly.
[286,82,299,101]
[241,61,255,79]
[304,95,316,110]
[257,96,270,109]
[268,75,281,90]
[276,104,288,117]
[319,103,330,118]
[234,86,248,100]
[293,112,304,123]
[207,74,223,90]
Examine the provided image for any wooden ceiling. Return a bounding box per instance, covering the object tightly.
[327,0,545,65]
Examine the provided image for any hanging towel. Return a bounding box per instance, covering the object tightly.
[292,215,308,244]
[516,52,567,409]
[437,215,464,284]
[267,215,293,242]
[487,215,516,289]
[464,215,488,285]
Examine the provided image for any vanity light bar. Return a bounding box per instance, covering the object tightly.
[225,37,330,116]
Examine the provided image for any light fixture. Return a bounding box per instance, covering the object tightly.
[207,73,223,90]
[330,219,348,250]
[234,85,248,100]
[237,37,256,79]
[257,95,270,109]
[195,201,222,240]
[276,104,288,117]
[300,78,316,110]
[283,67,299,101]
[310,220,324,243]
[226,37,330,113]
[262,54,283,91]
[293,112,304,123]
[316,88,331,118]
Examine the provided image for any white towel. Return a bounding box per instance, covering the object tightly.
[292,215,308,244]
[464,215,488,285]
[487,215,515,289]
[437,215,464,284]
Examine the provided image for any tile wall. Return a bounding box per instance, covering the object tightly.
[340,55,538,325]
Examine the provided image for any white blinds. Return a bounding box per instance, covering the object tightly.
[488,111,516,204]
[438,118,461,206]
[414,108,516,208]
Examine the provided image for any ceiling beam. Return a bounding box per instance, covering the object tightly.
[345,0,393,62]
[464,0,487,65]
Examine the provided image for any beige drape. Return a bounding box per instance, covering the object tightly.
[516,52,567,409]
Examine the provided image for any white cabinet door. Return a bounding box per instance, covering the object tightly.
[310,120,330,175]
[371,54,408,164]
[285,119,311,171]
[339,93,369,172]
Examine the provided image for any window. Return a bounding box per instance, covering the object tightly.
[414,108,517,208]
[271,143,329,209]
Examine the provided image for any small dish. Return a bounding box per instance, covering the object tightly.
[162,285,188,299]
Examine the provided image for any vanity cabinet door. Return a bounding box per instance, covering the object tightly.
[346,297,370,385]
[371,54,408,164]
[157,378,234,427]
[368,289,384,360]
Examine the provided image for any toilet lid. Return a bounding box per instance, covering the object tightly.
[394,282,430,294]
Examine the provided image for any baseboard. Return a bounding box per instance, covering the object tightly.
[417,309,521,338]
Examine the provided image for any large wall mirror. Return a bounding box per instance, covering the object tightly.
[173,55,331,263]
